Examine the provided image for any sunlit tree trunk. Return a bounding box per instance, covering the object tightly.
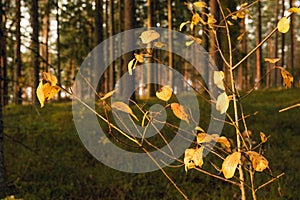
[122,0,136,101]
[290,0,297,87]
[274,0,280,86]
[255,0,262,89]
[42,0,50,72]
[108,0,114,91]
[0,1,7,197]
[14,0,22,104]
[280,0,285,84]
[95,0,103,94]
[168,0,173,88]
[31,0,40,103]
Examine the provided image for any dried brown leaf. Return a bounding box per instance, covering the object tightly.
[222,152,241,179]
[170,103,189,124]
[246,151,269,172]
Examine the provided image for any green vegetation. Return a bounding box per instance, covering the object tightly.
[3,89,300,199]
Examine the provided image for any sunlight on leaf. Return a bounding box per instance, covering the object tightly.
[184,147,204,172]
[277,17,290,33]
[237,31,246,41]
[227,20,234,26]
[278,67,293,88]
[197,133,219,144]
[264,58,280,64]
[111,101,139,121]
[260,132,268,143]
[288,7,300,14]
[156,86,173,102]
[222,152,241,179]
[36,81,45,108]
[42,72,58,86]
[101,89,117,101]
[192,13,202,26]
[153,42,165,48]
[128,58,137,75]
[236,10,247,19]
[140,30,160,44]
[193,2,207,11]
[214,71,225,90]
[217,136,231,150]
[170,103,189,124]
[246,151,269,172]
[185,40,194,46]
[216,92,230,114]
[134,53,144,63]
[179,21,190,31]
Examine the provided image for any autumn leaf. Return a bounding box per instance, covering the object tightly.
[179,21,190,31]
[36,81,45,108]
[246,151,269,172]
[153,42,165,48]
[277,17,290,33]
[216,92,230,114]
[214,71,225,90]
[170,103,189,124]
[288,7,300,14]
[193,2,207,11]
[101,89,117,101]
[227,20,234,26]
[260,132,268,143]
[134,53,144,63]
[111,101,139,121]
[42,72,58,86]
[140,30,160,44]
[207,15,217,26]
[264,58,281,64]
[184,147,204,172]
[217,136,231,150]
[156,86,173,102]
[278,67,293,88]
[237,31,246,41]
[128,58,137,75]
[197,132,219,144]
[222,152,241,179]
[236,10,247,19]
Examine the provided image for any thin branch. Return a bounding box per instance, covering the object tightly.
[255,173,285,192]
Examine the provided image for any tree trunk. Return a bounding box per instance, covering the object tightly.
[255,0,262,89]
[56,0,61,99]
[274,0,279,86]
[168,0,173,88]
[122,0,136,101]
[290,0,297,87]
[42,0,50,72]
[108,0,114,91]
[281,0,285,79]
[14,0,22,104]
[31,0,40,103]
[238,18,246,90]
[0,1,7,197]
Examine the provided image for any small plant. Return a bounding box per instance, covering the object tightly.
[36,2,300,199]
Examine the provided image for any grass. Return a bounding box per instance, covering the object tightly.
[2,88,300,199]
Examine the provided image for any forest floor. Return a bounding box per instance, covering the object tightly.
[3,88,300,199]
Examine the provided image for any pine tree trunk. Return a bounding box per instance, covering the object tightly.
[290,0,297,87]
[255,0,262,89]
[122,0,136,101]
[42,0,50,72]
[14,0,22,104]
[56,0,61,99]
[31,0,40,104]
[168,0,173,88]
[0,1,7,197]
[109,0,114,91]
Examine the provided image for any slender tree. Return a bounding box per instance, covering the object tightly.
[0,1,7,197]
[290,0,297,87]
[31,0,40,103]
[56,0,61,99]
[255,0,262,89]
[122,0,136,101]
[168,0,173,88]
[42,0,50,72]
[13,0,22,104]
[108,0,114,91]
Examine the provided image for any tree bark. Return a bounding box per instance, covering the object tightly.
[108,0,114,91]
[255,0,262,89]
[121,0,136,101]
[290,0,297,87]
[31,0,40,104]
[56,0,61,99]
[0,1,7,196]
[168,0,173,88]
[42,0,50,72]
[14,0,22,104]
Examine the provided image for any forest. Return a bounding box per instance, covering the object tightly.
[0,0,300,199]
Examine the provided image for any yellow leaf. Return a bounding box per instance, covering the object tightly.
[279,67,293,88]
[222,152,241,179]
[185,40,194,46]
[194,126,205,133]
[288,7,300,14]
[179,21,190,31]
[236,10,247,19]
[237,31,246,41]
[193,2,207,10]
[260,132,267,143]
[156,86,173,102]
[134,53,144,63]
[277,17,290,33]
[170,103,189,124]
[184,147,204,172]
[42,83,61,101]
[192,13,202,26]
[101,89,117,101]
[36,81,45,108]
[264,58,281,64]
[207,15,217,24]
[246,151,269,172]
[128,58,137,75]
[153,42,165,48]
[214,71,225,90]
[189,35,202,44]
[111,101,139,121]
[140,30,160,44]
[241,2,248,7]
[216,92,230,114]
[227,20,234,26]
[231,15,238,20]
[42,72,57,86]
[217,136,231,149]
